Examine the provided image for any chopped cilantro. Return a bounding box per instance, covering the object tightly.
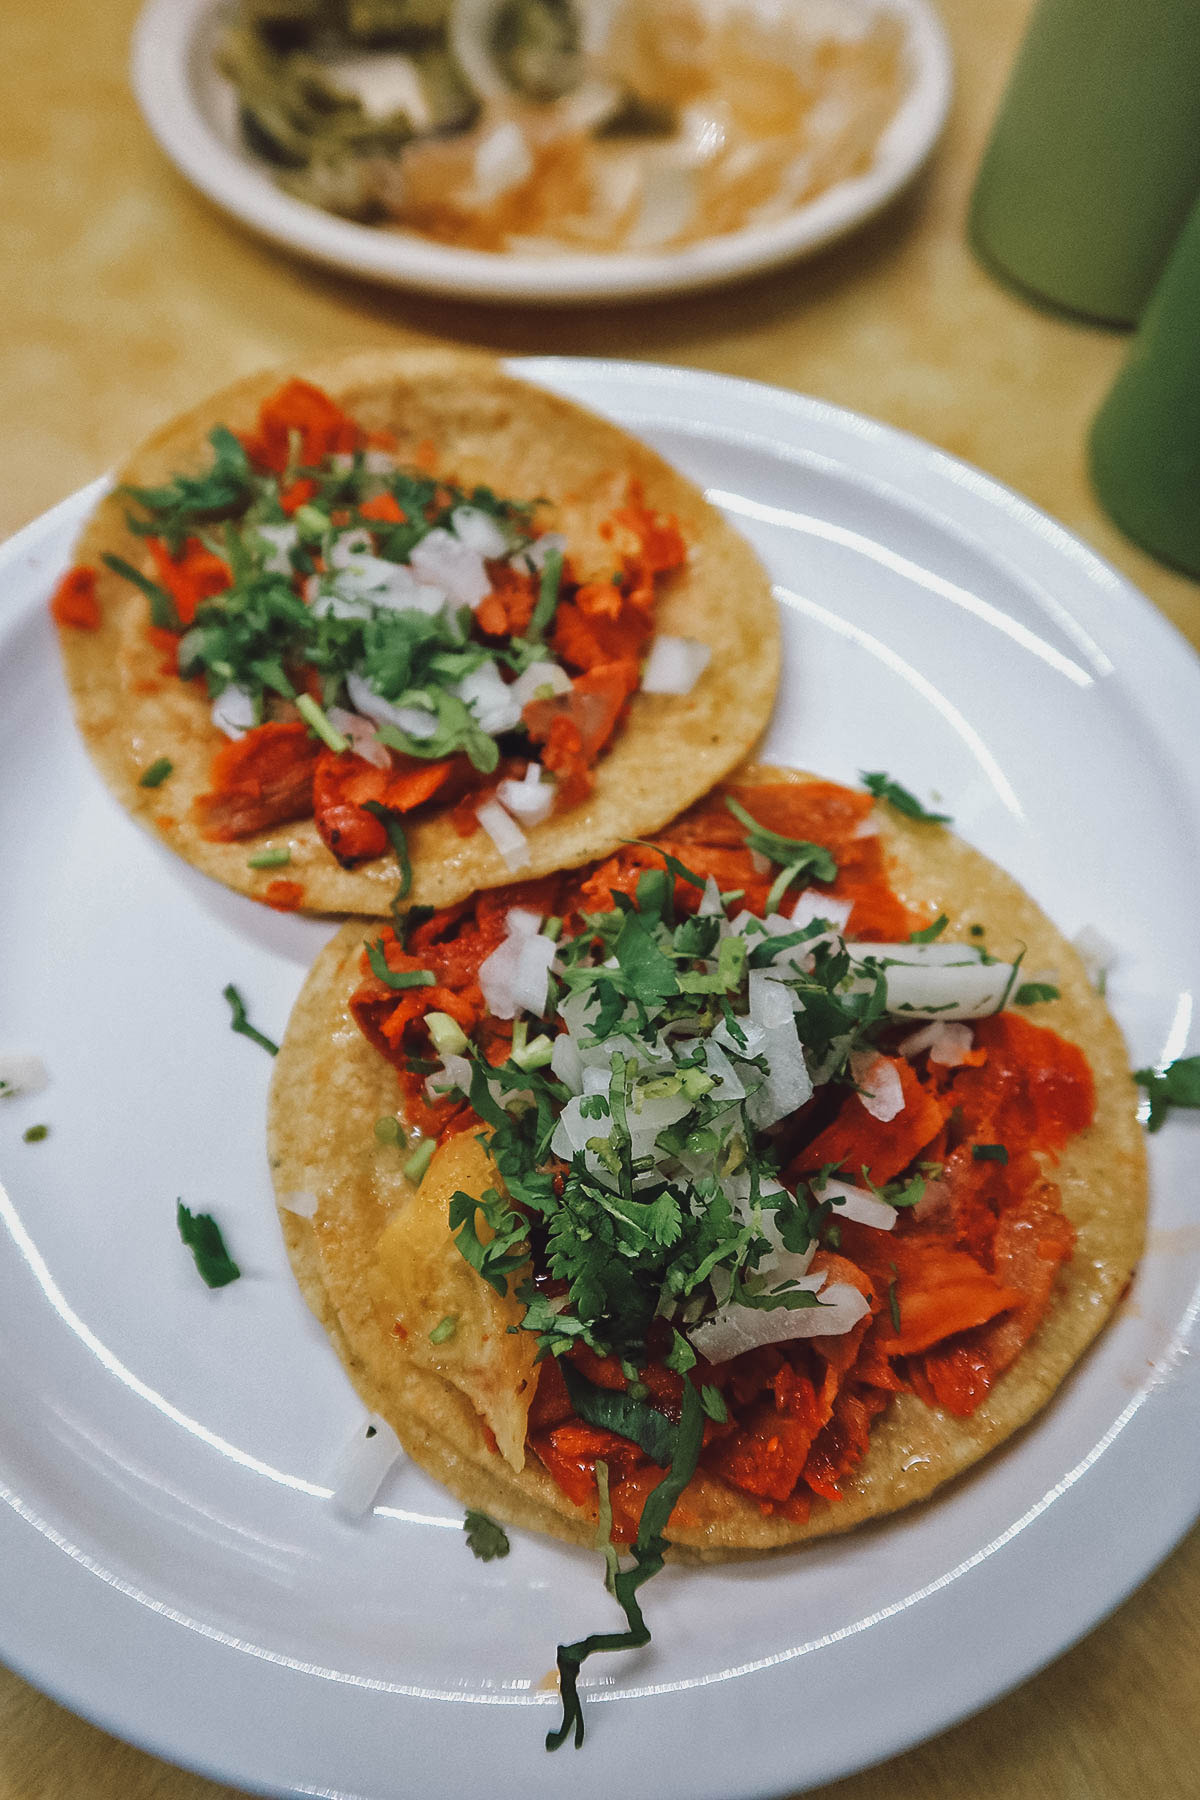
[547,1380,703,1750]
[222,983,279,1056]
[403,1137,437,1185]
[101,554,182,631]
[362,802,413,902]
[464,1510,510,1562]
[699,1384,727,1423]
[365,939,435,990]
[1134,1055,1200,1132]
[374,1116,402,1145]
[909,914,949,944]
[860,771,952,824]
[176,1201,240,1288]
[138,757,174,789]
[562,1364,676,1465]
[22,1124,48,1143]
[247,845,291,868]
[972,1143,1008,1163]
[886,1271,902,1333]
[429,1314,458,1345]
[294,693,348,754]
[1014,982,1060,1006]
[526,547,563,643]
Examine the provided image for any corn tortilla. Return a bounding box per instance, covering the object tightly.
[58,348,779,916]
[268,768,1147,1557]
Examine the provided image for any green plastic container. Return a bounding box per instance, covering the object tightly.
[1090,193,1200,577]
[970,0,1200,325]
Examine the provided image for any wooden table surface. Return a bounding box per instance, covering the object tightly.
[3,1,1199,1795]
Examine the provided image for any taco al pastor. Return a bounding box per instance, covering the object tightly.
[52,350,778,914]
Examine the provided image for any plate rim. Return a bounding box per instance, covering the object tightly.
[3,361,1200,1800]
[128,0,953,304]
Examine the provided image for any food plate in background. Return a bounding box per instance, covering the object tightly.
[130,0,952,304]
[2,361,1199,1800]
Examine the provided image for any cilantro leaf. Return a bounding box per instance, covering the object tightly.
[364,940,435,990]
[561,1363,677,1465]
[361,803,413,901]
[547,1380,704,1751]
[222,983,279,1056]
[176,1200,240,1288]
[909,914,949,944]
[861,771,952,825]
[463,1510,510,1562]
[1134,1054,1200,1132]
[101,554,182,632]
[122,426,255,552]
[1014,982,1060,1006]
[526,547,563,643]
[138,757,174,788]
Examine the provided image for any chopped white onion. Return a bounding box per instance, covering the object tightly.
[1073,924,1116,987]
[526,532,567,571]
[211,683,256,740]
[513,932,557,1017]
[691,1281,869,1360]
[478,908,551,1017]
[279,1188,319,1219]
[497,763,554,827]
[626,162,698,248]
[641,635,711,695]
[472,120,534,203]
[0,1053,48,1099]
[476,799,530,873]
[897,1020,976,1067]
[426,1051,472,1099]
[327,547,449,618]
[345,672,439,739]
[790,889,853,933]
[850,1050,905,1122]
[255,522,298,574]
[509,659,573,709]
[744,971,812,1127]
[450,505,509,559]
[818,1177,897,1232]
[327,706,391,770]
[329,1416,404,1520]
[848,941,1017,1020]
[409,528,491,610]
[455,659,522,735]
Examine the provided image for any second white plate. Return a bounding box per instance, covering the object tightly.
[130,0,952,304]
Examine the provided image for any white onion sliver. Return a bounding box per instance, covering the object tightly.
[849,942,1017,1020]
[211,683,256,741]
[327,706,391,770]
[509,659,572,709]
[819,1178,897,1232]
[455,659,522,734]
[409,528,491,609]
[1073,924,1117,986]
[0,1053,48,1099]
[641,634,711,695]
[329,1416,404,1520]
[477,799,530,873]
[345,672,439,739]
[450,505,509,559]
[851,1050,905,1122]
[498,765,554,827]
[279,1189,319,1219]
[691,1283,869,1360]
[513,933,558,1018]
[790,889,853,932]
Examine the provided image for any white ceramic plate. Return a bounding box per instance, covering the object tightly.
[130,0,952,304]
[3,362,1199,1800]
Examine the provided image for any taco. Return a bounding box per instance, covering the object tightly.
[268,766,1145,1737]
[51,349,778,915]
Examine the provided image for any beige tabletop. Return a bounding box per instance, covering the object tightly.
[3,1,1200,1796]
